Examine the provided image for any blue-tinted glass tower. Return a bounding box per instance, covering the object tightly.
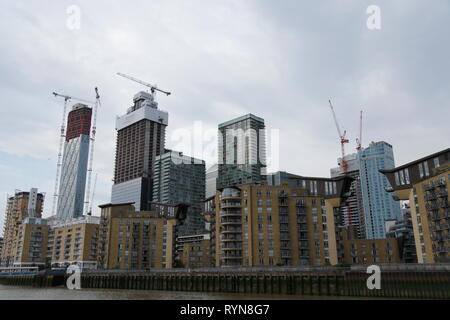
[359,141,401,239]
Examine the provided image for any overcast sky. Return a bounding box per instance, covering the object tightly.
[1,0,449,232]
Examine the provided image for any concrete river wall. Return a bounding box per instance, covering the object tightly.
[0,265,449,299]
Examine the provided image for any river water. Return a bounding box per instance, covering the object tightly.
[0,284,365,300]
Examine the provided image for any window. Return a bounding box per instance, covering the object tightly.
[434,157,440,168]
[418,164,424,178]
[399,170,405,185]
[402,169,409,184]
[424,161,429,176]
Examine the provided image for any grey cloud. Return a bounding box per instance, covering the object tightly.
[0,1,449,231]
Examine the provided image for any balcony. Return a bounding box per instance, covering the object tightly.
[220,188,241,200]
[438,200,449,209]
[221,226,242,233]
[220,218,241,225]
[220,210,242,217]
[278,190,289,198]
[220,235,242,241]
[437,190,449,198]
[425,193,437,201]
[221,202,241,209]
[426,203,440,211]
[221,244,243,250]
[432,245,450,253]
[423,182,435,191]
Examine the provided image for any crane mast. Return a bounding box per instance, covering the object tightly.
[356,110,363,151]
[87,173,98,216]
[51,92,94,217]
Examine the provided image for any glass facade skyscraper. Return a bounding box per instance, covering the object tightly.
[152,150,206,236]
[217,114,266,189]
[359,141,402,239]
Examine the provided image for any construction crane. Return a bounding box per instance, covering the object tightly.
[87,173,98,216]
[328,99,350,174]
[356,110,363,151]
[84,87,101,216]
[328,99,354,231]
[51,92,95,217]
[116,72,171,98]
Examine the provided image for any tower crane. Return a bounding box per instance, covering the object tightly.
[328,99,349,174]
[328,99,355,230]
[51,92,95,217]
[116,72,171,98]
[84,87,101,216]
[356,110,363,151]
[87,173,98,216]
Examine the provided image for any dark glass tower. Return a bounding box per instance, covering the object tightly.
[152,150,206,236]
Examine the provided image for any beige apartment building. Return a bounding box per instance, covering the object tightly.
[213,178,353,267]
[98,202,188,270]
[13,217,49,267]
[0,237,3,264]
[176,234,212,268]
[1,189,45,267]
[339,228,401,265]
[381,148,450,263]
[47,216,100,270]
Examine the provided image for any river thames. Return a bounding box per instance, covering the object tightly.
[0,284,370,300]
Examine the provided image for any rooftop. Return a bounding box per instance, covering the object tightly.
[218,113,265,128]
[380,147,450,173]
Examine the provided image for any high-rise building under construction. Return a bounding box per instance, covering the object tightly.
[57,103,92,221]
[111,91,168,211]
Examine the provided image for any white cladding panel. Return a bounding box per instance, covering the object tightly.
[116,106,168,130]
